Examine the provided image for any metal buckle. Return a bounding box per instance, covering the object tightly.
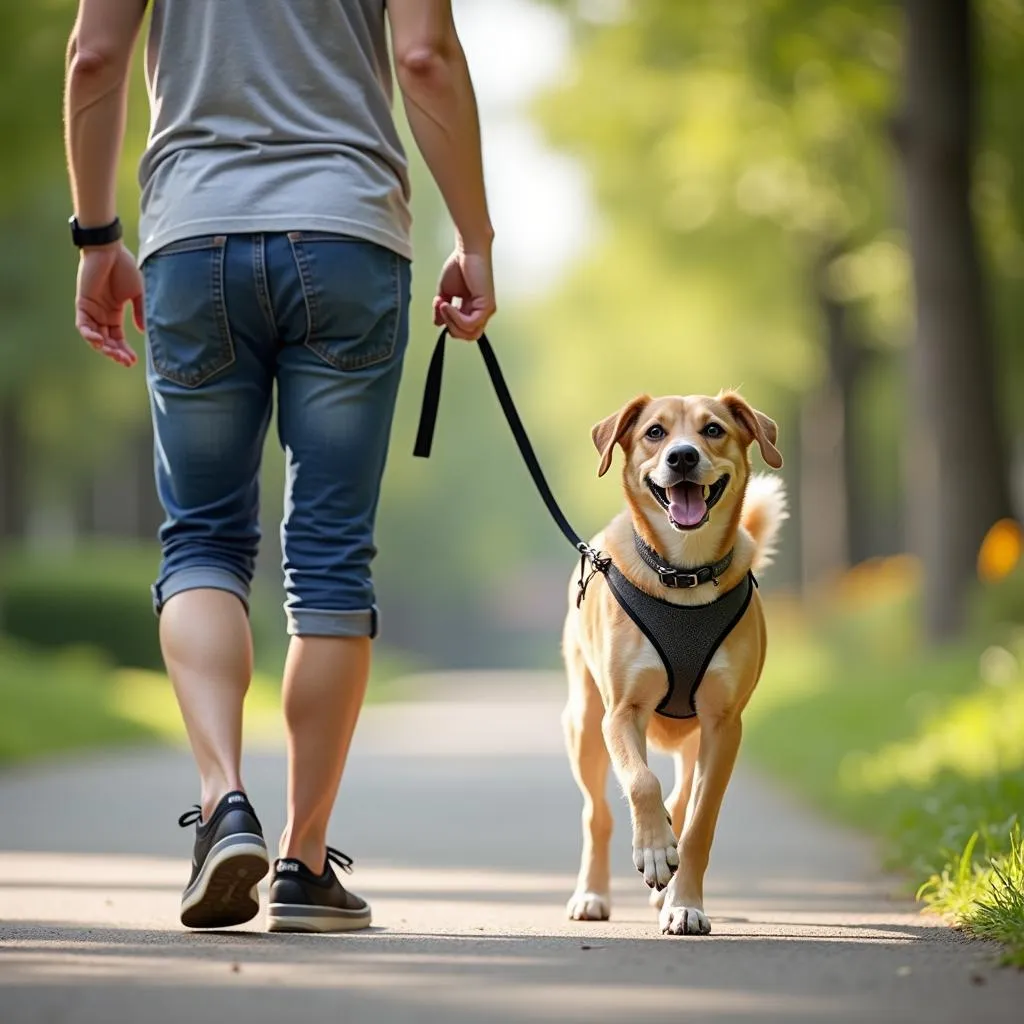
[660,569,699,589]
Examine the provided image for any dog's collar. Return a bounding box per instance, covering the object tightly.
[633,532,734,589]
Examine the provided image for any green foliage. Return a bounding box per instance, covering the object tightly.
[919,825,1024,967]
[746,577,1024,962]
[0,640,157,762]
[0,1,75,211]
[0,542,163,668]
[0,630,409,766]
[530,0,1024,603]
[972,563,1024,634]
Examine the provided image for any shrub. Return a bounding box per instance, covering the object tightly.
[0,543,163,669]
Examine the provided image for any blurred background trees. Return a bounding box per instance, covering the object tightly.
[1,0,1022,673]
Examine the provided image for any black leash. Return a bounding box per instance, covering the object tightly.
[413,329,610,606]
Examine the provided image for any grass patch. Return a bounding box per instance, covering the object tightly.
[0,640,157,763]
[746,560,1024,964]
[919,827,1024,967]
[0,637,417,765]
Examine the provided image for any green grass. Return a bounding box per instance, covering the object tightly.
[746,563,1024,965]
[918,827,1024,967]
[0,637,416,765]
[0,641,157,762]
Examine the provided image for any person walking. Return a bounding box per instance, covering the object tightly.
[63,0,495,932]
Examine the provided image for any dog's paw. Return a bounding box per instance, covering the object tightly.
[567,890,610,921]
[632,822,679,889]
[660,904,711,936]
[649,887,667,910]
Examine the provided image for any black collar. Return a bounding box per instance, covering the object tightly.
[633,532,734,589]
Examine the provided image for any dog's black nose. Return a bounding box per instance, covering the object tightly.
[665,444,700,470]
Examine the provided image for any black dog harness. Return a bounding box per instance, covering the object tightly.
[414,329,756,719]
[602,537,756,718]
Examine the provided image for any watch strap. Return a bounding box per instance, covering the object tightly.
[70,216,123,248]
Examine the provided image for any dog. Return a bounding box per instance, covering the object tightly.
[561,390,786,935]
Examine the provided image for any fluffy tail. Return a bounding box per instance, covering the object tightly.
[742,473,789,572]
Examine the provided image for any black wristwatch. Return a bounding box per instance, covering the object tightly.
[69,215,123,248]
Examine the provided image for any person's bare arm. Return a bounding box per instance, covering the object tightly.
[64,0,147,366]
[65,0,147,228]
[387,0,496,339]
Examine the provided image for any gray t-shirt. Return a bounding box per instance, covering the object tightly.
[138,0,412,264]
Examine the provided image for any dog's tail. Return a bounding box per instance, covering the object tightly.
[742,473,789,572]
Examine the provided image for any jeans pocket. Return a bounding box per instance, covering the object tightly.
[143,236,235,388]
[287,234,403,372]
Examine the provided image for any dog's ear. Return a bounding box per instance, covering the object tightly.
[720,391,783,469]
[592,395,651,478]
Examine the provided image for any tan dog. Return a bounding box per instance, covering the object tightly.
[562,391,786,935]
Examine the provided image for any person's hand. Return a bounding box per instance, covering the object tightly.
[432,245,496,341]
[75,243,145,368]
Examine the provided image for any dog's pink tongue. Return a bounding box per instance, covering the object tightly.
[668,482,707,527]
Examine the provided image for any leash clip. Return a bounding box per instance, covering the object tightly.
[576,543,611,607]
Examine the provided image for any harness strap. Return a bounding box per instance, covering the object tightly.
[414,329,594,558]
[606,567,756,718]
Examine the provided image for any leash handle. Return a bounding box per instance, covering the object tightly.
[414,328,589,555]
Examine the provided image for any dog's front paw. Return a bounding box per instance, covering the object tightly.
[632,822,679,889]
[567,890,610,921]
[660,903,711,936]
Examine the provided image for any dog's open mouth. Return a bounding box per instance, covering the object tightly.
[646,475,729,530]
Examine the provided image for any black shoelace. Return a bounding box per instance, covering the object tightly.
[178,805,202,828]
[326,846,354,875]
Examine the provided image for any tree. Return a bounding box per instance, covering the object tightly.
[898,0,1014,638]
[533,0,1022,633]
[531,1,905,588]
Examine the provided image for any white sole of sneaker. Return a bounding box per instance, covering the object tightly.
[266,904,372,933]
[181,835,269,929]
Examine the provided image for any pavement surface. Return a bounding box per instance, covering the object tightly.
[1,671,1021,1023]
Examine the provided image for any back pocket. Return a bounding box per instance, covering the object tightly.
[143,236,234,388]
[287,233,403,372]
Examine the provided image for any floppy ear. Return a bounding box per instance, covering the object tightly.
[720,391,783,469]
[591,394,651,478]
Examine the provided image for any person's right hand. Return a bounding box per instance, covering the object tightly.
[74,243,144,368]
[433,247,496,341]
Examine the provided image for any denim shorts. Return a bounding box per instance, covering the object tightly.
[142,232,411,637]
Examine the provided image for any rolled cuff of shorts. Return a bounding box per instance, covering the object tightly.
[152,567,251,616]
[286,606,378,639]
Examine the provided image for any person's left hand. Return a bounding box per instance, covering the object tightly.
[75,244,145,367]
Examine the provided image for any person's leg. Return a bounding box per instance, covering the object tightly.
[159,590,253,818]
[144,234,275,820]
[278,635,371,870]
[269,232,410,874]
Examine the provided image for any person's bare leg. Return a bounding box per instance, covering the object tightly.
[279,635,371,871]
[159,588,253,819]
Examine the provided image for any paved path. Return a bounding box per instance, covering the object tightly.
[1,672,1021,1023]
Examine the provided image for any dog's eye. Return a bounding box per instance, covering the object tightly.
[703,422,726,439]
[645,424,666,440]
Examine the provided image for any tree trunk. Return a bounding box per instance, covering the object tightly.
[799,385,848,591]
[899,0,1013,639]
[817,245,877,567]
[800,245,879,591]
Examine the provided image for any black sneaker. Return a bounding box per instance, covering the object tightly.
[267,846,372,933]
[177,791,270,929]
